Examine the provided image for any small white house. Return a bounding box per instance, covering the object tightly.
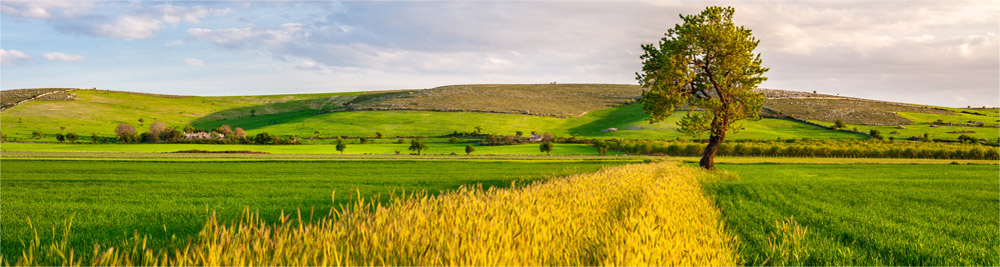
[529,134,543,142]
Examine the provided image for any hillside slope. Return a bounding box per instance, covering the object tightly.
[2,85,994,142]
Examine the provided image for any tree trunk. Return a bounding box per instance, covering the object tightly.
[699,132,726,170]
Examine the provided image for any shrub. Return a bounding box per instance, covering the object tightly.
[55,133,65,143]
[115,124,136,143]
[149,122,167,136]
[65,133,78,143]
[465,145,475,155]
[833,120,846,129]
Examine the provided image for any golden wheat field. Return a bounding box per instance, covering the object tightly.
[6,162,737,266]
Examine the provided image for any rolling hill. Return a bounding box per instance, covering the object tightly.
[1,84,996,142]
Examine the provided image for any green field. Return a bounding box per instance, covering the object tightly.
[0,143,615,155]
[703,164,999,265]
[810,110,1000,141]
[0,159,626,258]
[1,89,864,142]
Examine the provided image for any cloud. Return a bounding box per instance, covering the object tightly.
[0,49,32,66]
[43,52,85,62]
[0,1,93,19]
[184,58,205,66]
[4,2,230,40]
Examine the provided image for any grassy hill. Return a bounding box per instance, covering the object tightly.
[1,85,994,142]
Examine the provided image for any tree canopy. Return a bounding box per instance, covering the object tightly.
[637,6,768,169]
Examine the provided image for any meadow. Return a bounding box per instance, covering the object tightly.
[0,159,625,259]
[703,164,999,265]
[1,89,863,142]
[0,143,615,156]
[4,162,737,266]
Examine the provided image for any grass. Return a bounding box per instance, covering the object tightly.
[764,98,953,125]
[2,88,865,142]
[674,156,999,165]
[810,112,1000,141]
[702,164,999,265]
[3,162,736,266]
[349,84,643,118]
[565,105,865,140]
[0,159,623,259]
[0,143,615,156]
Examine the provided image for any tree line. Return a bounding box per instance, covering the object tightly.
[603,139,999,160]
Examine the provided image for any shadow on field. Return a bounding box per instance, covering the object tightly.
[567,104,648,136]
[188,91,407,131]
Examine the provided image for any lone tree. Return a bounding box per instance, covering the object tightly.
[539,141,554,155]
[409,138,428,155]
[465,144,475,155]
[637,6,768,170]
[336,140,347,154]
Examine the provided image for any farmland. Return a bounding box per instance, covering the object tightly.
[703,164,999,265]
[1,84,998,265]
[0,143,617,156]
[0,158,629,259]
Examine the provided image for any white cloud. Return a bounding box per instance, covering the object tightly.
[42,52,85,62]
[5,3,230,40]
[0,1,93,19]
[184,58,205,66]
[0,49,32,66]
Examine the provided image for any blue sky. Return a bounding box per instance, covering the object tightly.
[1,1,997,107]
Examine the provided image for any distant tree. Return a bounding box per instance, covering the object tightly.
[250,109,257,117]
[115,123,136,143]
[149,121,167,136]
[531,131,537,135]
[449,137,458,144]
[637,6,768,170]
[834,120,847,129]
[360,137,369,144]
[593,140,608,156]
[465,144,475,155]
[539,141,554,155]
[869,129,884,140]
[59,126,66,132]
[314,130,321,137]
[56,133,65,143]
[958,134,977,144]
[32,131,42,139]
[183,125,195,133]
[138,118,145,125]
[375,132,384,139]
[398,138,406,144]
[474,126,482,134]
[541,133,554,142]
[66,133,78,143]
[216,125,234,136]
[336,140,347,154]
[91,133,99,143]
[515,131,523,137]
[161,128,184,143]
[254,132,273,145]
[234,127,247,138]
[409,138,428,155]
[139,132,159,143]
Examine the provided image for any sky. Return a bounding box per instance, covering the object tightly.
[1,1,997,107]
